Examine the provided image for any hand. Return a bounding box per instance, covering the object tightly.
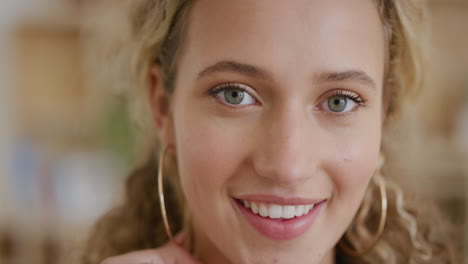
[100,233,201,264]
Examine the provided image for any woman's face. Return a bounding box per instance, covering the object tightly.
[154,0,385,263]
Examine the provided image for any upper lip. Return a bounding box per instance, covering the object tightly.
[233,194,326,205]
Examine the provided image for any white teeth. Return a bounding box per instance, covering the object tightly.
[259,204,268,217]
[251,202,259,214]
[282,206,296,219]
[241,200,316,219]
[304,204,314,215]
[268,204,282,219]
[295,205,305,217]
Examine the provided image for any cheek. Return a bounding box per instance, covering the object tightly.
[325,124,382,225]
[172,107,247,222]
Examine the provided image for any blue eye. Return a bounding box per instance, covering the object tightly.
[320,90,367,113]
[326,95,354,112]
[210,83,256,106]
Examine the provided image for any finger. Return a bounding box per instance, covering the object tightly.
[100,239,201,264]
[100,250,164,264]
[159,239,202,264]
[174,232,186,244]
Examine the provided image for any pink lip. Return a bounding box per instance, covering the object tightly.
[233,198,326,240]
[234,194,324,205]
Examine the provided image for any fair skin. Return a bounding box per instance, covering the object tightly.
[104,0,385,263]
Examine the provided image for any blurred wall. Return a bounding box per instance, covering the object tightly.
[0,1,130,263]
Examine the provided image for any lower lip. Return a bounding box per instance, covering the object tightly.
[233,199,326,240]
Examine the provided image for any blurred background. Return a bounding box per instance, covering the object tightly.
[0,0,466,263]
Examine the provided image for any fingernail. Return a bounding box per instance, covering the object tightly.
[174,232,186,244]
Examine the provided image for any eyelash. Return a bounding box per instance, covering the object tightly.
[208,83,368,110]
[329,90,368,108]
[208,82,259,105]
[209,82,247,95]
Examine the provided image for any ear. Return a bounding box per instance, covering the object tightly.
[148,65,176,148]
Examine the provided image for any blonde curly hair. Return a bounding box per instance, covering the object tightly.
[81,0,456,263]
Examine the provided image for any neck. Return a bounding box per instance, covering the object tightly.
[322,250,336,264]
[191,222,232,264]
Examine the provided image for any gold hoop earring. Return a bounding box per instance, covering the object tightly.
[158,145,176,243]
[339,155,388,256]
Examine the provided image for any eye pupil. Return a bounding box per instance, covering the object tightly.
[225,88,244,104]
[328,96,347,112]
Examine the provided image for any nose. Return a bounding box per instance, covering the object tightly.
[252,102,319,186]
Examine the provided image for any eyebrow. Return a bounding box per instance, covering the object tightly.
[318,70,377,90]
[197,60,271,80]
[197,60,376,90]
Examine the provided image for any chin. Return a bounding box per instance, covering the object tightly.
[229,248,329,264]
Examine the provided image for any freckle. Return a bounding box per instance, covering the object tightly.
[274,258,278,263]
[344,158,352,163]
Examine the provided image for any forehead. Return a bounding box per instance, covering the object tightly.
[180,0,385,85]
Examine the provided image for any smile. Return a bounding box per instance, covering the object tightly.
[240,200,316,219]
[233,196,327,240]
